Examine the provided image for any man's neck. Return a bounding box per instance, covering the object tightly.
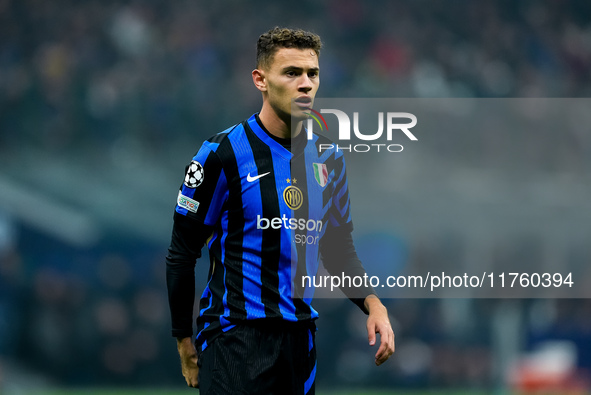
[258,105,302,139]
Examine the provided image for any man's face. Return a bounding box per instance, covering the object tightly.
[261,47,320,123]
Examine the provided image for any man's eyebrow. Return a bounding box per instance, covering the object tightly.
[281,66,320,72]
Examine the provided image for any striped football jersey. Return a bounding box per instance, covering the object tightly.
[173,113,353,351]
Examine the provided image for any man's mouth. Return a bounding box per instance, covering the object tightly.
[294,97,312,108]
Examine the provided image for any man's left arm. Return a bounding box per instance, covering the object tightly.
[320,151,394,365]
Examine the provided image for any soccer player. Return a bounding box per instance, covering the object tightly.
[166,27,394,394]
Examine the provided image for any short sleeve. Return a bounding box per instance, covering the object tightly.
[175,142,228,226]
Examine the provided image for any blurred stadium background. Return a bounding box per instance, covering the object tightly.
[1,0,591,393]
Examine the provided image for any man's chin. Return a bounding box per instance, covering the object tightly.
[290,107,312,122]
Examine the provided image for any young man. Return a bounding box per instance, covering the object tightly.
[166,27,394,394]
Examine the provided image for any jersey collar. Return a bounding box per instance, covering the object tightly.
[246,114,293,160]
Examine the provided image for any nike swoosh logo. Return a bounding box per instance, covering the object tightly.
[247,172,270,182]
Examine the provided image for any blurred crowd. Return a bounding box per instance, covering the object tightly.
[1,0,591,391]
[2,0,591,155]
[0,213,179,386]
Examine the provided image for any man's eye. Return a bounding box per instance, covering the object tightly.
[309,72,318,78]
[286,71,296,77]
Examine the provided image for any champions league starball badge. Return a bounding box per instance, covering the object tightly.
[184,160,204,188]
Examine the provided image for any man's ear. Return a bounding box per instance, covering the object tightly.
[252,69,267,92]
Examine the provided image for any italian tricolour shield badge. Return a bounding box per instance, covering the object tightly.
[313,163,328,187]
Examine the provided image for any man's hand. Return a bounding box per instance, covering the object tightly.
[176,337,199,388]
[364,295,395,366]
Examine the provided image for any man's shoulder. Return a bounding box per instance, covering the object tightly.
[307,131,345,160]
[310,131,336,146]
[202,121,245,151]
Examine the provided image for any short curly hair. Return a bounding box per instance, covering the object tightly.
[256,27,322,69]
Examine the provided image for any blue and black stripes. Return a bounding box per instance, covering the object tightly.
[173,114,352,351]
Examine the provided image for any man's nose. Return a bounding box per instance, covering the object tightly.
[298,75,313,92]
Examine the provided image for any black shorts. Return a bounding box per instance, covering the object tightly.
[197,321,317,395]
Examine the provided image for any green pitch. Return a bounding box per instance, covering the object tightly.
[33,389,494,395]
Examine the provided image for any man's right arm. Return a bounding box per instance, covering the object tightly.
[166,212,212,388]
[166,143,227,387]
[165,212,212,338]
